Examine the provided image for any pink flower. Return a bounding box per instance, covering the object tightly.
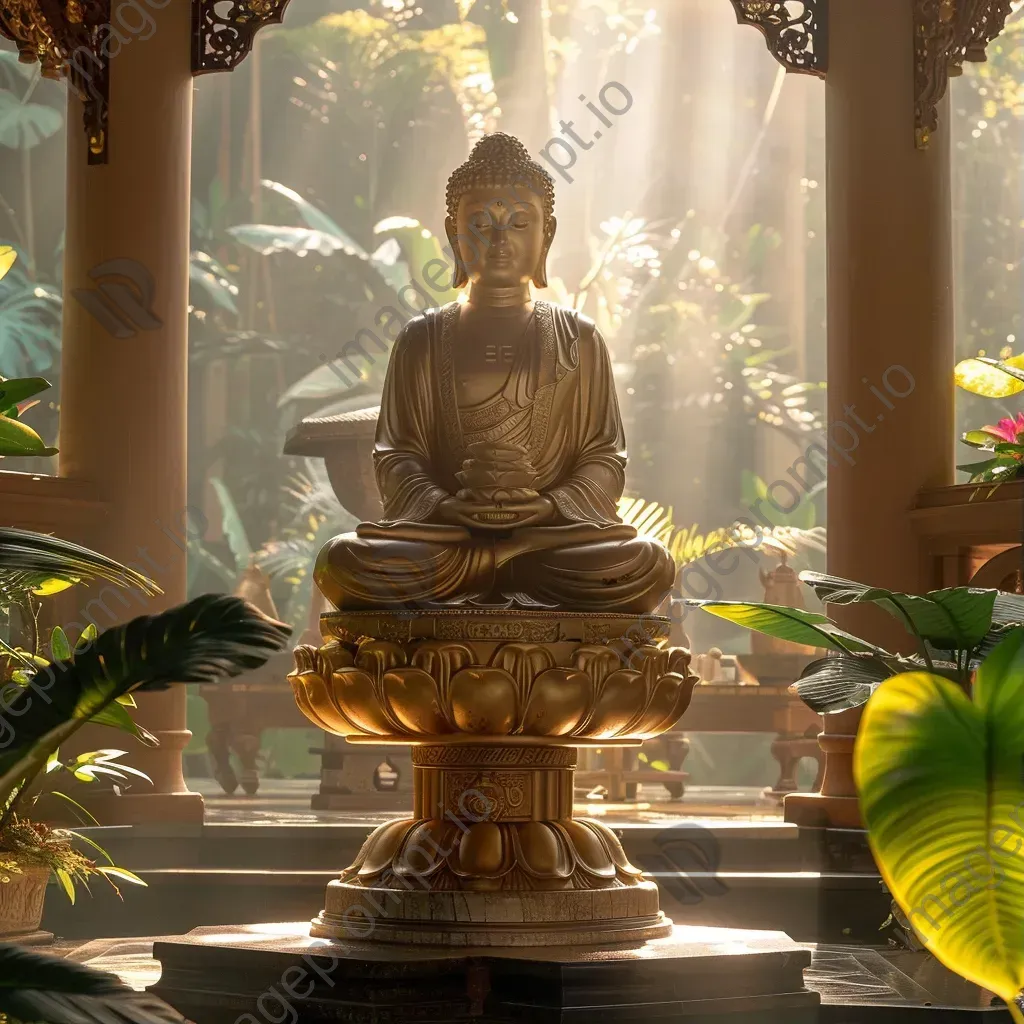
[982,413,1024,443]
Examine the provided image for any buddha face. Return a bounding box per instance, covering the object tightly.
[446,185,555,290]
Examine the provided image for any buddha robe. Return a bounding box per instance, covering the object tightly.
[315,300,675,614]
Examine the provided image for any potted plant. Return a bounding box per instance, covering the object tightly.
[0,528,291,937]
[687,572,1024,828]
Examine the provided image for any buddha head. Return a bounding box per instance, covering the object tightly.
[445,132,557,291]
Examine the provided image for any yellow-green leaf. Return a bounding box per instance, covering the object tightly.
[955,357,1024,398]
[855,629,1024,1015]
[0,246,16,283]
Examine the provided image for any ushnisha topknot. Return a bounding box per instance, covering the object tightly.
[445,132,555,224]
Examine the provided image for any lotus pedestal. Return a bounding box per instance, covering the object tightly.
[289,609,697,947]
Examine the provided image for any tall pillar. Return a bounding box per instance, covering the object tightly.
[58,1,200,822]
[785,0,955,828]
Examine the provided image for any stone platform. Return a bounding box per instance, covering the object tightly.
[66,932,1016,1023]
[148,922,819,1023]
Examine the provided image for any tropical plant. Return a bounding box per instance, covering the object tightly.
[955,355,1024,485]
[0,592,290,902]
[0,525,289,902]
[618,495,826,568]
[855,628,1024,1021]
[689,571,1024,714]
[257,461,357,626]
[0,246,60,403]
[0,939,184,1024]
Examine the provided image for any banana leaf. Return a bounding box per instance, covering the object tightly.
[855,628,1024,1020]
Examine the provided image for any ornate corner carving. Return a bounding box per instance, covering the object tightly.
[729,0,828,77]
[915,0,1014,149]
[192,0,293,75]
[0,0,111,164]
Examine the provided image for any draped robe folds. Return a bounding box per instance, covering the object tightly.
[315,300,676,614]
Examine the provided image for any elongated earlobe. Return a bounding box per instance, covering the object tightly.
[444,216,469,289]
[532,217,557,288]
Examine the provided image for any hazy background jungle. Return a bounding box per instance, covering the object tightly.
[0,0,1020,784]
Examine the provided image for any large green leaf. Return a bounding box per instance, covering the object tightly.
[0,375,49,407]
[0,89,63,149]
[0,261,62,377]
[689,600,886,655]
[189,252,239,315]
[0,941,184,1024]
[0,412,56,457]
[793,654,895,714]
[209,478,252,570]
[855,629,1024,1016]
[799,572,996,650]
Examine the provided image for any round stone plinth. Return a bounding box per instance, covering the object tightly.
[311,879,672,947]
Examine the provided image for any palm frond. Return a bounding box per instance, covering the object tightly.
[0,528,160,606]
[0,595,292,784]
[618,496,827,566]
[0,942,183,1024]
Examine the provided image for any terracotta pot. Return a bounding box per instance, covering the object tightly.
[0,863,49,938]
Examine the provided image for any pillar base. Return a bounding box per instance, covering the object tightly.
[784,792,862,829]
[83,791,204,826]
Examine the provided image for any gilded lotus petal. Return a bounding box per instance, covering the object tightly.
[627,644,671,684]
[574,643,627,686]
[292,669,359,735]
[296,663,364,737]
[411,641,473,695]
[583,819,643,879]
[319,641,355,674]
[667,646,692,676]
[357,818,416,878]
[513,820,574,879]
[626,671,691,738]
[520,668,592,736]
[449,667,518,734]
[291,644,319,675]
[383,667,449,734]
[587,668,645,738]
[556,820,617,879]
[355,639,408,680]
[490,642,555,692]
[394,819,451,879]
[452,821,508,878]
[334,666,396,735]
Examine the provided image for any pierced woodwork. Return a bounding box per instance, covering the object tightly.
[192,0,293,75]
[915,0,1014,149]
[729,0,828,77]
[0,0,110,163]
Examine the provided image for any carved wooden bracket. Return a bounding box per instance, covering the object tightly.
[0,0,111,164]
[729,0,828,77]
[192,0,294,75]
[915,0,1013,149]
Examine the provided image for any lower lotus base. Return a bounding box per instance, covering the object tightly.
[312,878,671,946]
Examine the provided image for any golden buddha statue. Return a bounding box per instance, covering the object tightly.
[315,133,675,615]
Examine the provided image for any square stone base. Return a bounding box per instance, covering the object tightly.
[150,921,818,1023]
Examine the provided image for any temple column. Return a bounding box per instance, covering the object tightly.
[58,0,200,822]
[784,0,955,828]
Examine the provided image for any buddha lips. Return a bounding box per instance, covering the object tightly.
[456,441,539,512]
